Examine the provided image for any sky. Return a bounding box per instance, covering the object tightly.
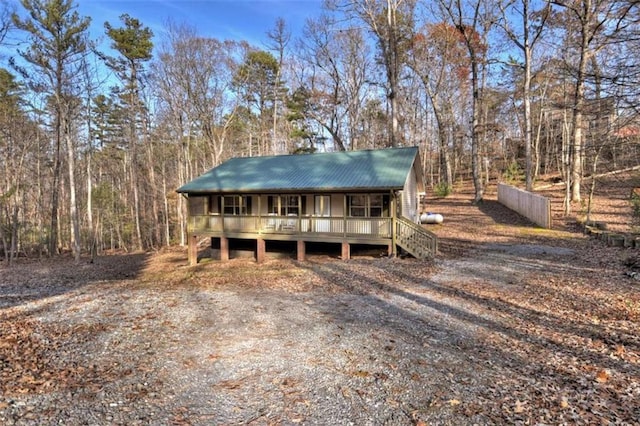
[75,0,324,49]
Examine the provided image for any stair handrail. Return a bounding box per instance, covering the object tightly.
[395,217,438,259]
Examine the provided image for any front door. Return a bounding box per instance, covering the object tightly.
[314,195,331,232]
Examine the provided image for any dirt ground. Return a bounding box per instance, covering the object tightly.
[1,177,639,425]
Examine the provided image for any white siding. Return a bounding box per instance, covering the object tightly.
[401,166,419,223]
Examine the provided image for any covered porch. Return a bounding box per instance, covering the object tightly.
[185,192,400,265]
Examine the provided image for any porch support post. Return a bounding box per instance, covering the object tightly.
[387,242,393,257]
[256,238,265,264]
[341,241,350,260]
[257,195,262,233]
[297,240,306,262]
[343,194,347,237]
[188,234,198,266]
[391,191,398,257]
[220,236,229,261]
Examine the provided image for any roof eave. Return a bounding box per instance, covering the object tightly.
[176,186,404,195]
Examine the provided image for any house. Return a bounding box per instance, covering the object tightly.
[176,146,437,265]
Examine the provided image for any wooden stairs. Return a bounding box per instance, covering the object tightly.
[396,217,438,260]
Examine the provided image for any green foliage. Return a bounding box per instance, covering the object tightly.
[233,50,285,115]
[103,13,153,102]
[0,68,21,101]
[630,192,640,226]
[286,86,318,148]
[502,161,524,184]
[92,182,116,209]
[104,14,153,63]
[13,0,91,74]
[291,145,316,155]
[433,182,452,197]
[0,184,16,199]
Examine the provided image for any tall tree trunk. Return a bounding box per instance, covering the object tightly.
[162,162,170,247]
[571,31,589,203]
[50,121,61,256]
[523,27,533,191]
[64,117,81,262]
[471,59,484,202]
[431,100,453,187]
[387,0,400,147]
[144,119,160,248]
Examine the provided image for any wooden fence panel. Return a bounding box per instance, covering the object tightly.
[497,183,552,229]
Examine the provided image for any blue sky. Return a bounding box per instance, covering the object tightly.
[3,0,324,95]
[75,0,324,49]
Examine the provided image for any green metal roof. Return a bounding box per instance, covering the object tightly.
[176,146,420,194]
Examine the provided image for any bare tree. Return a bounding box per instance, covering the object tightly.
[550,0,637,210]
[409,21,472,189]
[295,14,373,151]
[329,0,416,147]
[499,0,550,191]
[266,17,291,154]
[438,0,497,202]
[154,22,245,245]
[0,0,14,46]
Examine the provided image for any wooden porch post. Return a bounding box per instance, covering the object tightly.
[256,238,265,264]
[343,194,347,237]
[220,236,229,261]
[257,194,262,233]
[391,191,398,257]
[297,240,306,261]
[188,234,198,266]
[341,241,350,260]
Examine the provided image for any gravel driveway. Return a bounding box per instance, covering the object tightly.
[2,234,637,425]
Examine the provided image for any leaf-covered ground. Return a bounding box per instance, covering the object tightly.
[0,178,639,424]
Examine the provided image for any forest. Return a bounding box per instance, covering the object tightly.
[0,0,639,262]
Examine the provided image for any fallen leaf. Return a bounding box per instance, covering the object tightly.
[514,400,526,414]
[353,370,370,378]
[595,370,610,383]
[560,397,569,409]
[448,399,461,406]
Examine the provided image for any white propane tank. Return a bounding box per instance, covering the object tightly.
[420,212,444,224]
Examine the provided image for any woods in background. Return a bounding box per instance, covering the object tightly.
[1,0,639,261]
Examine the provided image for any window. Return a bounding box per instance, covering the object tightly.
[314,195,330,216]
[369,194,386,217]
[208,195,218,214]
[348,195,367,217]
[267,195,302,216]
[267,196,279,215]
[283,195,299,216]
[347,194,389,217]
[222,195,252,215]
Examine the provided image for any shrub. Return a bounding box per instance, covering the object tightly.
[630,191,640,227]
[433,182,452,197]
[502,161,524,184]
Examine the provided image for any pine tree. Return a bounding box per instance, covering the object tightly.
[13,0,90,261]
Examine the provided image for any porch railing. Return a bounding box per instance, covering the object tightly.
[188,215,392,239]
[395,217,438,259]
